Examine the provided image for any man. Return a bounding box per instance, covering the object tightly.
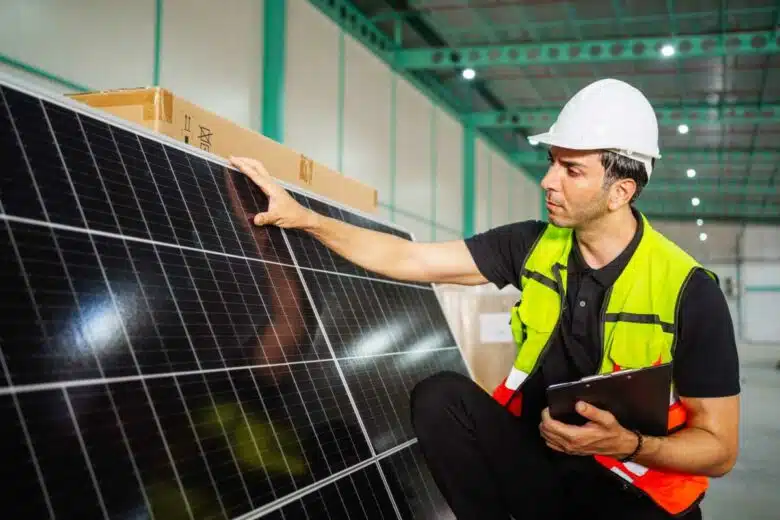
[229,78,740,520]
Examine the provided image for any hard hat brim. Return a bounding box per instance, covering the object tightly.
[528,132,661,159]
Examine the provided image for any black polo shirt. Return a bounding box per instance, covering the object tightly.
[464,210,741,428]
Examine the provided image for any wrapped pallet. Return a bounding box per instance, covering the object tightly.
[436,283,519,392]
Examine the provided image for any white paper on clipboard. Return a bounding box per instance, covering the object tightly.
[479,312,513,343]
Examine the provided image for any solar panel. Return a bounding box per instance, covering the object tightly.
[0,72,470,519]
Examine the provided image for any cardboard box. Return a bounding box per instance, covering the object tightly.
[67,87,378,214]
[436,284,520,392]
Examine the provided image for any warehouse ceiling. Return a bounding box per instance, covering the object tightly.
[312,0,780,225]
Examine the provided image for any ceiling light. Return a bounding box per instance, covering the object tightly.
[696,218,703,226]
[462,68,476,80]
[686,168,696,178]
[528,138,539,146]
[699,232,708,242]
[661,45,676,57]
[691,197,700,206]
[678,124,689,134]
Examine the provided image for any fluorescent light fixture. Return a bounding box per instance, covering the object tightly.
[462,68,476,80]
[686,168,696,178]
[661,45,676,57]
[691,197,700,206]
[678,124,689,134]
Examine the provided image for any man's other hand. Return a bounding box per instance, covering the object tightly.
[539,401,638,459]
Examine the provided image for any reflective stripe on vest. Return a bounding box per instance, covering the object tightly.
[492,213,714,516]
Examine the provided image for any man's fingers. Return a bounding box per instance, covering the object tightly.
[575,401,616,427]
[540,425,569,448]
[230,156,273,191]
[540,408,578,441]
[545,440,566,453]
[250,212,275,227]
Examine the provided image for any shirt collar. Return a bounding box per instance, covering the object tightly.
[568,207,644,287]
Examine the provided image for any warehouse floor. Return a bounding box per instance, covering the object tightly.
[701,342,780,520]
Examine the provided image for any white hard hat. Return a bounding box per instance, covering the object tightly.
[528,78,660,177]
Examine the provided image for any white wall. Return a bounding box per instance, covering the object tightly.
[653,220,780,343]
[0,0,542,245]
[475,139,541,234]
[651,220,741,265]
[0,0,155,92]
[160,0,263,131]
[740,226,780,343]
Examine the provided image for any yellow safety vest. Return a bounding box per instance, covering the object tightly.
[491,213,712,516]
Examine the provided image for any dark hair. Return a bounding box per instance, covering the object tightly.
[601,151,652,204]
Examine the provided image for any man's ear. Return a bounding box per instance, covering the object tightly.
[608,178,636,210]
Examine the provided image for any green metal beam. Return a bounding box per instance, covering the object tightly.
[372,7,778,35]
[262,0,286,141]
[643,213,780,225]
[153,0,163,86]
[513,149,780,165]
[394,30,779,70]
[463,125,476,238]
[644,183,780,196]
[637,200,777,218]
[466,104,780,129]
[522,176,779,196]
[0,53,89,92]
[519,168,779,196]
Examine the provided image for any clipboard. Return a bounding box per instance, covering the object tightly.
[546,363,673,437]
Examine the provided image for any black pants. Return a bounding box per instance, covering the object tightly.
[409,371,703,520]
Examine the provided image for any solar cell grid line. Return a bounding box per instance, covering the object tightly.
[139,137,285,511]
[3,100,342,516]
[3,85,284,516]
[44,95,215,519]
[0,88,197,519]
[62,387,112,518]
[234,439,418,520]
[2,88,161,515]
[283,193,428,289]
[379,443,453,519]
[274,200,465,516]
[0,346,56,518]
[300,269,459,359]
[310,270,415,450]
[343,275,437,449]
[138,113,373,512]
[33,80,390,512]
[166,142,306,465]
[78,100,272,516]
[260,465,400,520]
[234,173,375,498]
[79,113,210,379]
[132,130,327,370]
[197,157,325,366]
[338,347,470,454]
[277,228,407,520]
[365,281,434,354]
[187,153,349,507]
[290,256,469,452]
[298,271,412,359]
